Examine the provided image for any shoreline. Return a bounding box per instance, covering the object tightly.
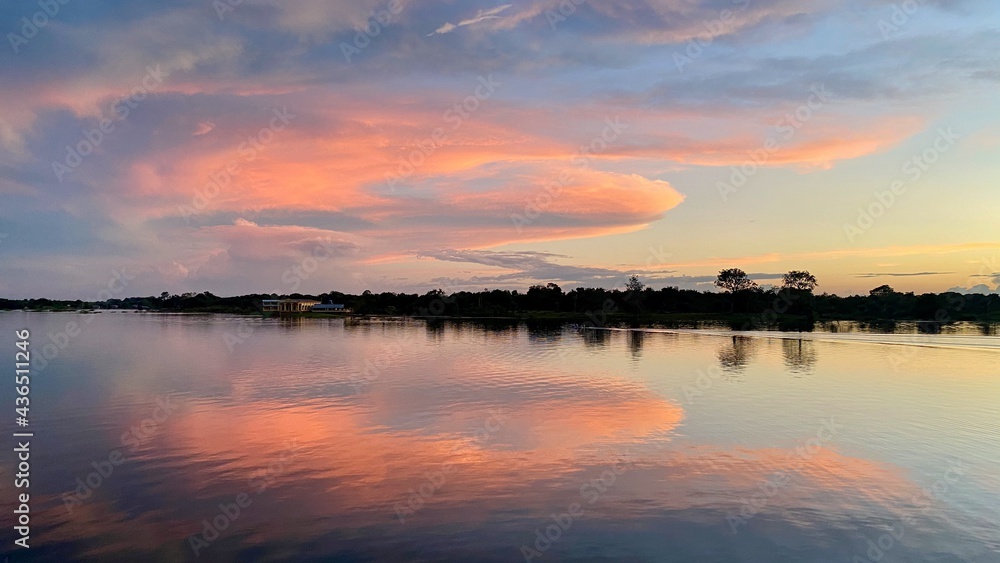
[2,309,996,334]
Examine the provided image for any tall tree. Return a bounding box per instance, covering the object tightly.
[625,275,645,313]
[869,285,896,298]
[781,270,818,321]
[782,271,818,292]
[715,269,757,293]
[715,269,758,313]
[869,285,899,319]
[625,275,645,294]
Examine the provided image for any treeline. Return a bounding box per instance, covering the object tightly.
[2,281,997,324]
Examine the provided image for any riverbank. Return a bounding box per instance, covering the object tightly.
[8,308,995,334]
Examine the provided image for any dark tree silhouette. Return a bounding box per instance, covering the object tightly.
[625,275,645,293]
[5,275,999,326]
[715,269,757,293]
[781,271,819,319]
[715,269,758,313]
[624,275,646,313]
[782,271,818,292]
[869,285,896,298]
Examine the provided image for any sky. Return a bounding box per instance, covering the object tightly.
[1,0,999,299]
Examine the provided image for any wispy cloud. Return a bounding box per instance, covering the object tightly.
[419,249,628,287]
[193,122,216,136]
[417,250,787,291]
[971,272,1000,284]
[428,4,512,36]
[853,272,956,278]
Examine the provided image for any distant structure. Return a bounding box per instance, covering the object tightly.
[277,299,321,313]
[263,299,349,314]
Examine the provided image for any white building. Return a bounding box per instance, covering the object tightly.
[263,299,349,313]
[266,299,321,313]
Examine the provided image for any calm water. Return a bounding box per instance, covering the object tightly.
[2,312,999,562]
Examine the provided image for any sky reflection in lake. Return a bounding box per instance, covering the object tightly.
[1,312,998,562]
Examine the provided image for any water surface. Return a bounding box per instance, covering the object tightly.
[1,312,998,562]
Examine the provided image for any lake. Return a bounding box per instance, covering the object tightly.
[2,312,999,562]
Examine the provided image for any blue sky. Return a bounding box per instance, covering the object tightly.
[1,0,999,298]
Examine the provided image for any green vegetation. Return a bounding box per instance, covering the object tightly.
[2,270,998,328]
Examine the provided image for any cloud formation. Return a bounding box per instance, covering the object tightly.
[428,4,513,35]
[0,0,998,297]
[854,272,956,278]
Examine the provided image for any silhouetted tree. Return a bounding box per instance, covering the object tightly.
[869,285,899,319]
[781,271,818,319]
[6,276,998,325]
[869,285,896,298]
[526,283,563,311]
[782,271,818,292]
[715,269,758,312]
[624,275,645,313]
[715,269,757,293]
[625,275,645,293]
